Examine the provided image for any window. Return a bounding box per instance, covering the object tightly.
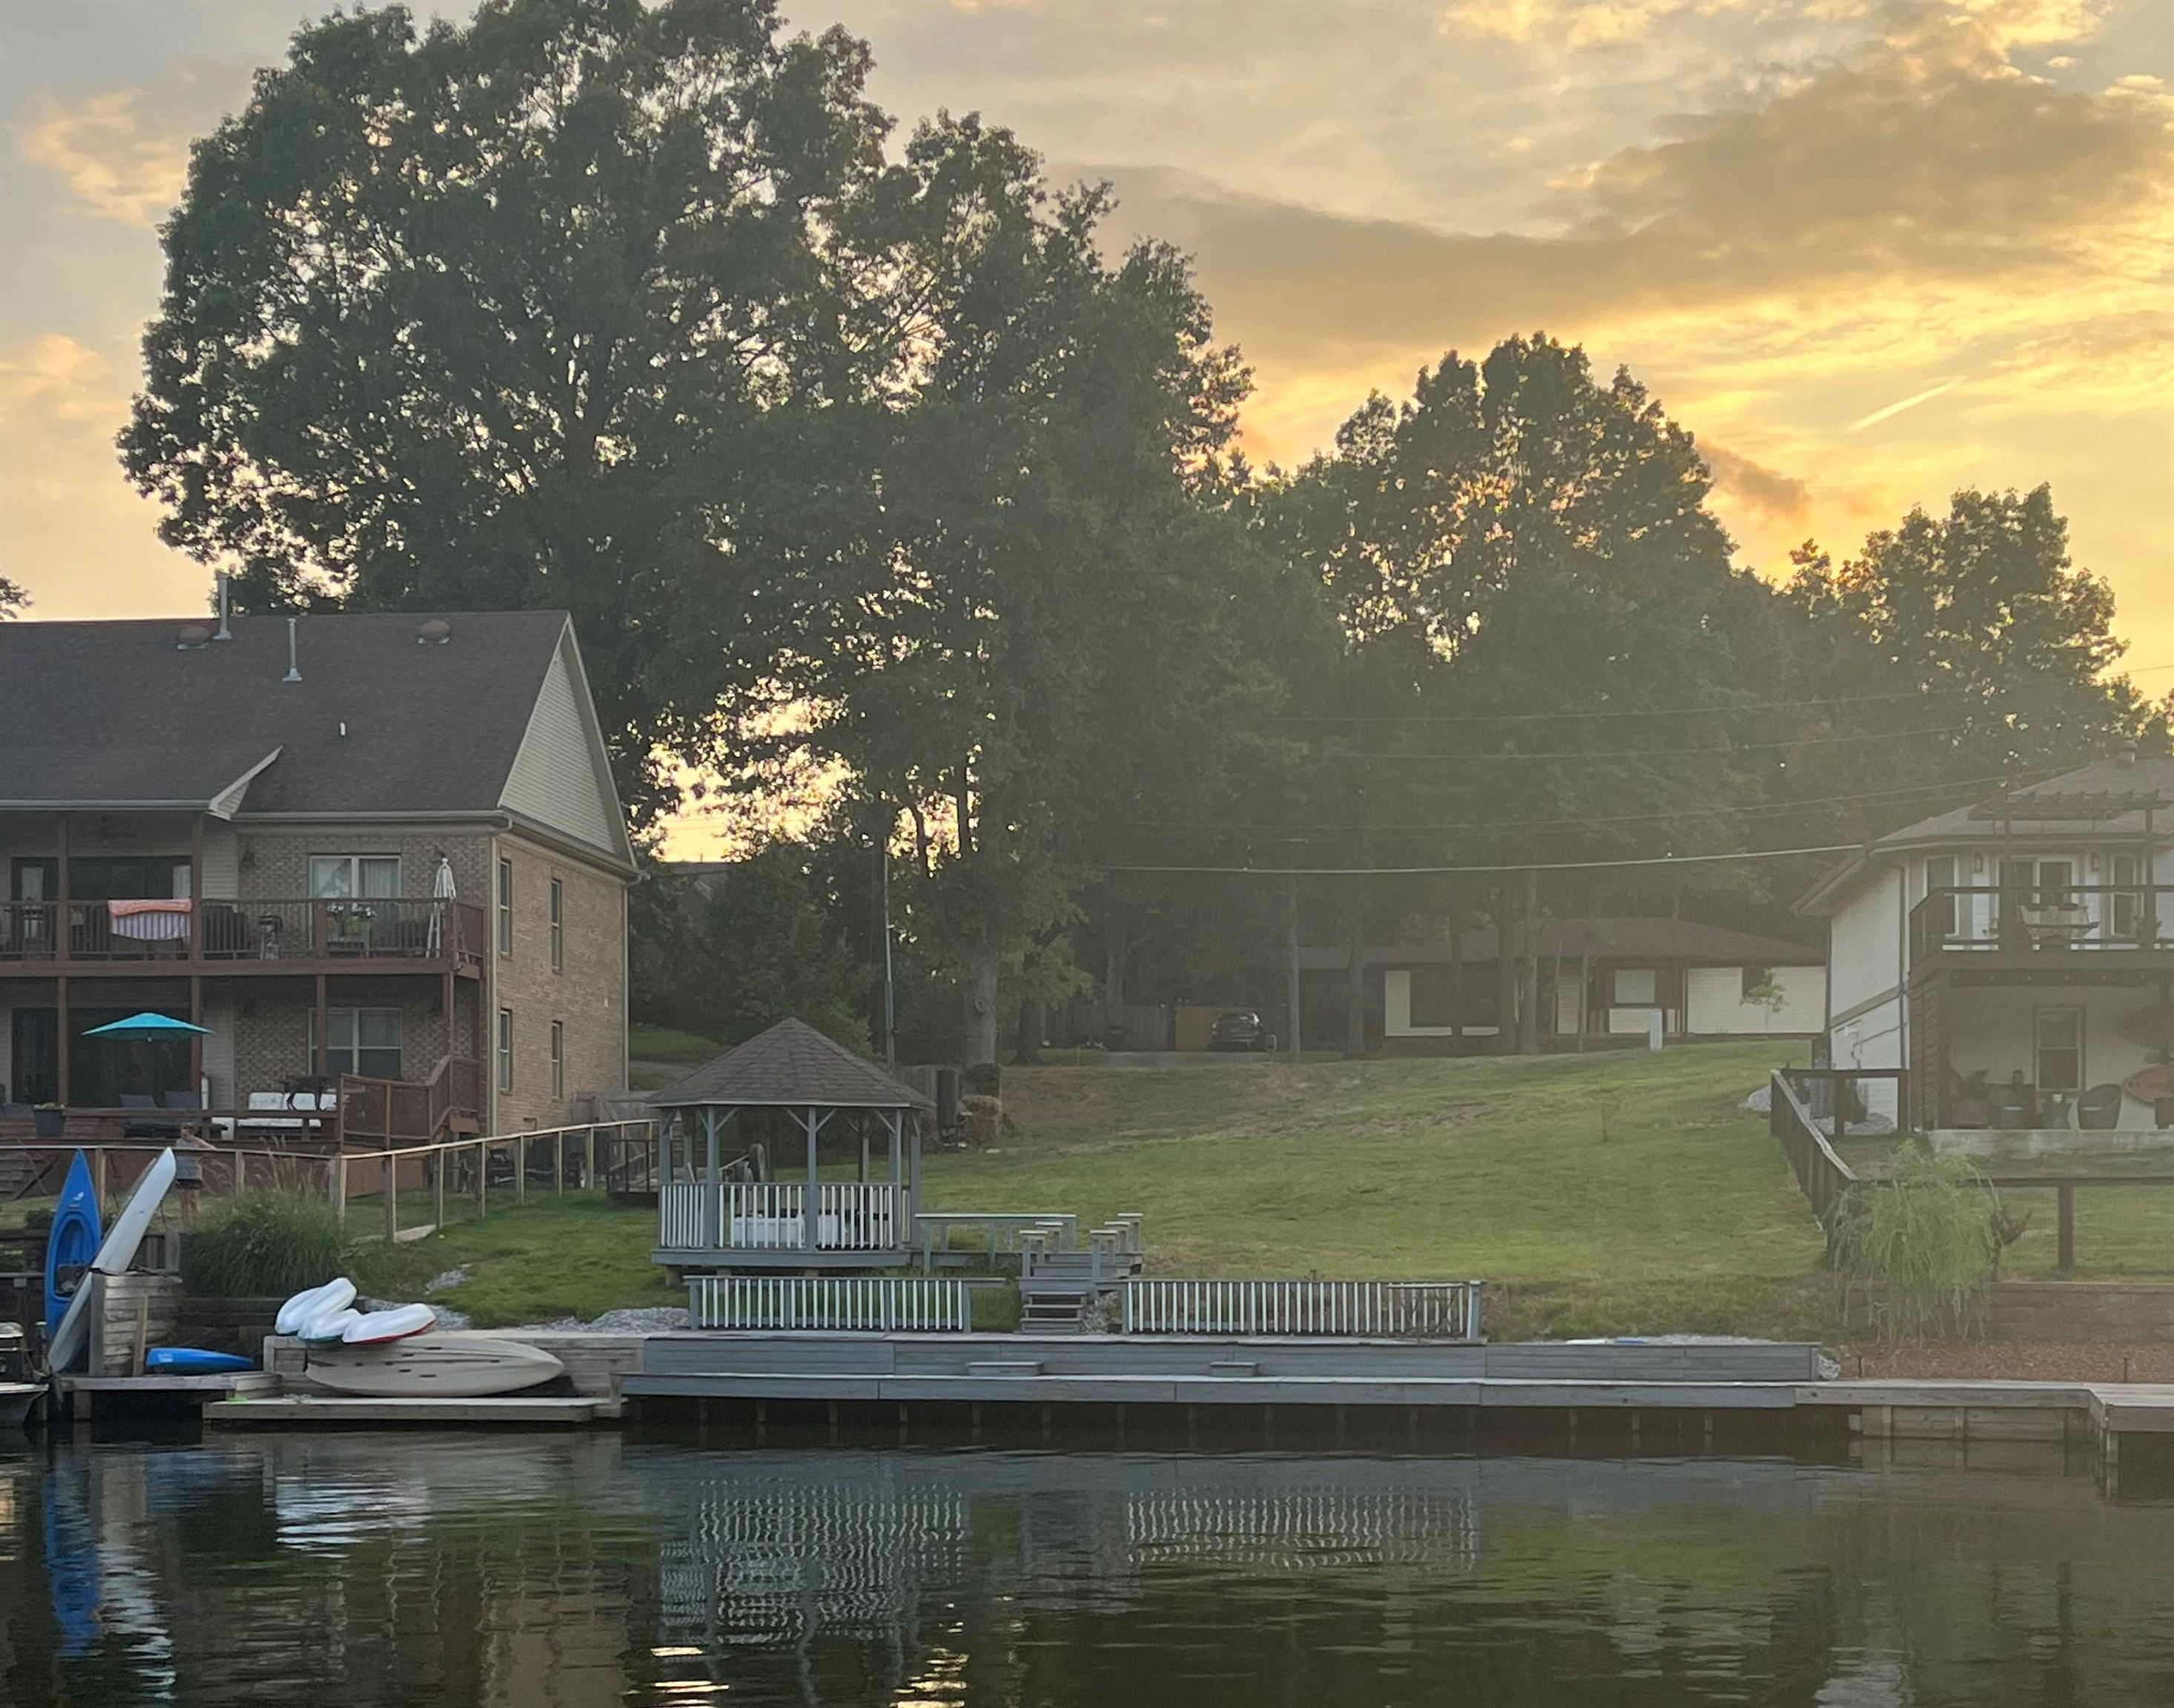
[2112,852,2144,939]
[549,878,564,973]
[308,1007,402,1079]
[498,1007,515,1092]
[311,855,400,899]
[498,858,514,956]
[550,1020,564,1099]
[2035,1007,2083,1094]
[1613,967,1657,1006]
[1924,855,1957,943]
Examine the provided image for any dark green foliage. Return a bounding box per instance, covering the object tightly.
[0,575,26,618]
[1834,1149,2002,1342]
[631,845,872,1053]
[182,1194,346,1299]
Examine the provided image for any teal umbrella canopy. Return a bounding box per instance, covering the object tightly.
[84,1012,212,1038]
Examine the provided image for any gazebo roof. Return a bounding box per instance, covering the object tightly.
[651,1018,931,1111]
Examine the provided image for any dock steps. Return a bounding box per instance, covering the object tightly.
[965,1360,1044,1377]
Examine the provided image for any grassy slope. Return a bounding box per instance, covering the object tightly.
[922,1042,1846,1339]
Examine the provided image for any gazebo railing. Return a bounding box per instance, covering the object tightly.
[659,1180,905,1251]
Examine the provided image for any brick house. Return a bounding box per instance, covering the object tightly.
[0,609,635,1139]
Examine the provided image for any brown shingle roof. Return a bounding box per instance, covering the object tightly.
[652,1019,932,1110]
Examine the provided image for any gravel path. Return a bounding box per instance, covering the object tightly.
[512,1306,689,1335]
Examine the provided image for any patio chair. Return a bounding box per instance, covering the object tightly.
[162,1090,204,1133]
[2077,1083,2125,1131]
[119,1091,170,1137]
[1986,1082,2032,1129]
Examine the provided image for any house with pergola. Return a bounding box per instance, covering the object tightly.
[650,1018,934,1271]
[1797,749,2174,1148]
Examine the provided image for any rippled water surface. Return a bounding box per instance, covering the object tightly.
[3,1434,2170,1706]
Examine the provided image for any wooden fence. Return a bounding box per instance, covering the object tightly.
[687,1274,1000,1332]
[1121,1279,1485,1340]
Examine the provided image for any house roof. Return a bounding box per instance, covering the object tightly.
[0,609,592,820]
[652,1019,934,1110]
[1295,916,1820,973]
[1795,751,2174,914]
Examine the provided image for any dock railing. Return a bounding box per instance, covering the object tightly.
[687,1274,1002,1332]
[657,1181,904,1253]
[1121,1279,1485,1340]
[912,1211,1080,1264]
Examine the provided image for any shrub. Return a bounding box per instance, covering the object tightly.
[182,1193,346,1298]
[1835,1148,2001,1341]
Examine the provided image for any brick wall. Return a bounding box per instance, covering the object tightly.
[487,831,627,1130]
[228,977,452,1095]
[234,827,494,915]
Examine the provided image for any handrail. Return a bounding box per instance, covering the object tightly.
[1768,1070,1859,1245]
[1122,1278,1484,1340]
[1911,882,2170,961]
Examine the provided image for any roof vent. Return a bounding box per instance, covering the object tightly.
[283,616,302,684]
[418,618,452,646]
[176,623,211,650]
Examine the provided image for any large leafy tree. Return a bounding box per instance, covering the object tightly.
[122,0,928,826]
[0,576,26,618]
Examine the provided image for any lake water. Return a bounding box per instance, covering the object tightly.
[2,1434,2170,1706]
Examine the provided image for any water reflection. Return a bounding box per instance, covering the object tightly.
[1,1435,2169,1707]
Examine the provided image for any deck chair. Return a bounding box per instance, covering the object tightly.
[119,1091,168,1137]
[1986,1082,2031,1130]
[2077,1084,2125,1131]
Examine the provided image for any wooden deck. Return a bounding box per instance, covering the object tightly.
[205,1394,603,1426]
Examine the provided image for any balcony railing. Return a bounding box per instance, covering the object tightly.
[1910,884,2171,964]
[0,897,485,967]
[659,1181,905,1252]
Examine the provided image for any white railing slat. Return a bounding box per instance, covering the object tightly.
[1117,1279,1482,1340]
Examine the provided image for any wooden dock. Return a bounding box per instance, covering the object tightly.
[204,1394,604,1426]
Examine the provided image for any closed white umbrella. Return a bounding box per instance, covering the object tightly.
[426,854,457,955]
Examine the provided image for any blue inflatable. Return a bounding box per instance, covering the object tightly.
[144,1348,254,1374]
[44,1151,102,1342]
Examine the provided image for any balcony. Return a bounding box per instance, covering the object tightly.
[0,897,485,971]
[1910,884,2173,973]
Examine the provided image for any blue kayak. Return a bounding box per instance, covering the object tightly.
[44,1151,102,1341]
[145,1348,254,1374]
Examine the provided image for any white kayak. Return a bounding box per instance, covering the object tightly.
[300,1306,363,1344]
[46,1149,176,1374]
[277,1278,357,1337]
[304,1335,564,1397]
[341,1304,436,1345]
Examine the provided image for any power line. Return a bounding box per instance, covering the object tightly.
[1105,768,2061,839]
[1101,843,1863,877]
[1266,661,2174,724]
[1289,723,1970,762]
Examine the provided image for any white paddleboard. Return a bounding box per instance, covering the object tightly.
[300,1306,363,1344]
[45,1149,176,1373]
[341,1304,436,1344]
[277,1278,356,1336]
[305,1335,565,1398]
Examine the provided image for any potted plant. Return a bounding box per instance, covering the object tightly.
[33,1102,65,1139]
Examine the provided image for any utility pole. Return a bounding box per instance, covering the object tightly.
[880,833,897,1068]
[1285,875,1303,1065]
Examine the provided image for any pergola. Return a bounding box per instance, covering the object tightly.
[650,1018,933,1263]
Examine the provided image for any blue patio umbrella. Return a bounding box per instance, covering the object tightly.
[84,1013,213,1039]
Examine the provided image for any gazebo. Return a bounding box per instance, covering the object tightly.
[649,1019,934,1271]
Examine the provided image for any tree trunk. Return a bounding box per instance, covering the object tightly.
[1344,891,1367,1059]
[1284,876,1302,1064]
[1516,868,1542,1055]
[963,946,1000,1067]
[1447,893,1464,1052]
[1576,921,1594,1055]
[1015,1001,1042,1065]
[1493,880,1518,1055]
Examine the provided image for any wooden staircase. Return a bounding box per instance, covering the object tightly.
[1017,1217,1146,1334]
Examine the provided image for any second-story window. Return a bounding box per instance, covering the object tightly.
[549,878,564,973]
[549,1019,564,1099]
[498,1007,515,1092]
[498,858,514,956]
[311,855,400,899]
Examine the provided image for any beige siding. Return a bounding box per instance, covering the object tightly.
[500,638,624,859]
[1684,964,1826,1035]
[1828,864,1904,1018]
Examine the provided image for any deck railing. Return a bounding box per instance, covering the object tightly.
[0,896,485,965]
[1768,1070,1860,1243]
[1121,1279,1485,1340]
[687,1274,998,1331]
[659,1181,905,1251]
[1910,884,2171,963]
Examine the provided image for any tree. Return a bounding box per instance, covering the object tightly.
[631,844,872,1053]
[122,0,930,827]
[0,576,25,619]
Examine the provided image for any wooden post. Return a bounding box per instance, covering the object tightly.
[804,1108,820,1253]
[314,972,330,1078]
[383,1152,397,1245]
[56,973,70,1109]
[234,1149,246,1196]
[335,1153,349,1228]
[2058,1184,2076,1276]
[515,1133,527,1205]
[553,1127,565,1196]
[434,1147,447,1231]
[1285,874,1302,1064]
[55,812,70,968]
[189,814,205,960]
[702,1108,721,1250]
[478,1139,489,1219]
[585,1125,597,1192]
[189,973,204,1102]
[91,1145,107,1210]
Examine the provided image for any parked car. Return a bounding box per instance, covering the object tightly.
[1209,1010,1275,1052]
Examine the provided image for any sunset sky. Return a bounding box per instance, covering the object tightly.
[4,1,2170,756]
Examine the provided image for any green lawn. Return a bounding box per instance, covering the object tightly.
[922,1042,1847,1339]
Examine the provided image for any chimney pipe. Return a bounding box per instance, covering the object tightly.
[214,573,232,642]
[283,617,303,684]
